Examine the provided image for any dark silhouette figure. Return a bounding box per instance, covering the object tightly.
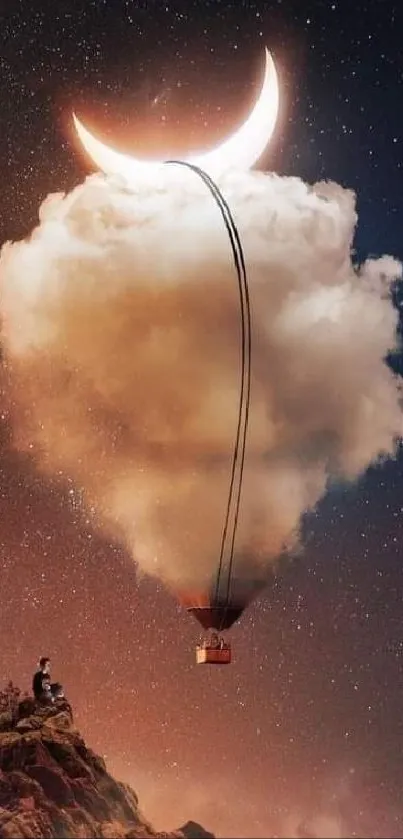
[32,657,64,704]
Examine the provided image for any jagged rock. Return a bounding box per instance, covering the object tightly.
[0,712,13,733]
[0,808,56,839]
[26,765,75,806]
[179,822,216,839]
[17,699,37,720]
[0,696,214,839]
[16,718,43,734]
[43,710,73,731]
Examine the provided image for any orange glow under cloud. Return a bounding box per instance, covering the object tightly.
[176,590,212,609]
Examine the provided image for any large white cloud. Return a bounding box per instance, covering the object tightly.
[0,169,401,598]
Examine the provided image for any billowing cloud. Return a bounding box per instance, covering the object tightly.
[0,169,401,599]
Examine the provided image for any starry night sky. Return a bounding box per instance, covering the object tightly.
[1,1,403,837]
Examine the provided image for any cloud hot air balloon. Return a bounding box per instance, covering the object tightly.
[72,48,279,666]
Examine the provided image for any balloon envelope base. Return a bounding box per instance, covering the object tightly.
[187,606,244,631]
[196,644,231,665]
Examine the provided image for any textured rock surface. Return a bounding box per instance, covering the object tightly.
[0,698,213,838]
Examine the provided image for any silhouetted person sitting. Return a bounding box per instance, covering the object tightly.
[32,657,64,704]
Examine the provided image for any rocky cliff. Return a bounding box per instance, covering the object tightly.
[0,697,214,839]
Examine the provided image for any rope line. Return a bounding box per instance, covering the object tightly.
[165,161,251,628]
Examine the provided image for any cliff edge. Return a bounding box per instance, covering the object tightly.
[0,694,214,839]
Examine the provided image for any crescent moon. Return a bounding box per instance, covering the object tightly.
[73,48,279,181]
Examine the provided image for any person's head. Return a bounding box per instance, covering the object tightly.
[39,656,50,674]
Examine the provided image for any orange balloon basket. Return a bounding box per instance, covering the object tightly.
[195,640,232,665]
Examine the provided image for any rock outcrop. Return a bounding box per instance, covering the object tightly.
[0,697,213,838]
[177,823,215,839]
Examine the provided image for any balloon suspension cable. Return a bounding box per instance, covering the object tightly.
[165,161,252,630]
